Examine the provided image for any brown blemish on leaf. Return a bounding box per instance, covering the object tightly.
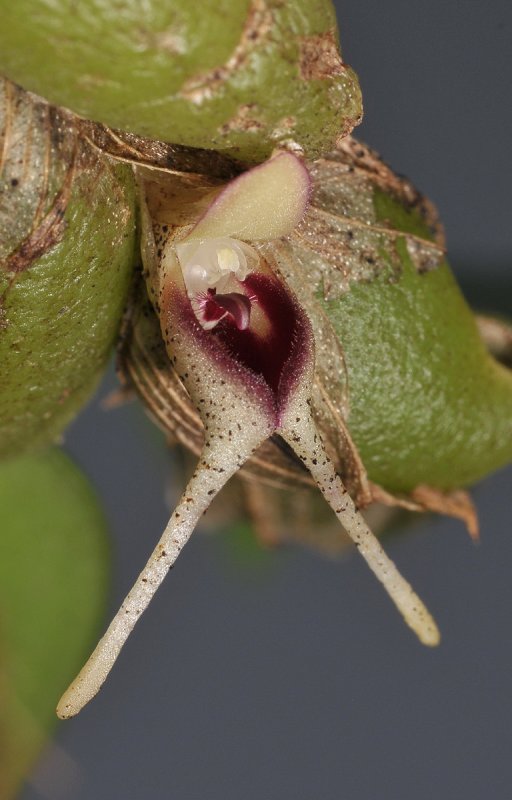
[1,80,81,282]
[270,116,298,141]
[134,24,187,55]
[154,29,186,54]
[1,146,76,276]
[298,30,347,81]
[219,104,265,135]
[179,0,273,105]
[335,111,364,143]
[0,299,7,332]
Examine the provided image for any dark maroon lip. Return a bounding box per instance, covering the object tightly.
[210,273,312,422]
[201,288,253,330]
[167,272,313,426]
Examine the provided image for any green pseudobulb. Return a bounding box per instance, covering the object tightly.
[0,79,136,458]
[0,0,362,162]
[324,188,512,493]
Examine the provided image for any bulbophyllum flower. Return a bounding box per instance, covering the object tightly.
[57,152,439,719]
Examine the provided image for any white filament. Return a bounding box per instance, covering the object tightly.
[56,443,254,719]
[279,403,440,647]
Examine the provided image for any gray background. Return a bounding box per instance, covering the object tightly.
[22,1,512,798]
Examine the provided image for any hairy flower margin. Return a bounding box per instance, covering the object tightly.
[57,152,440,719]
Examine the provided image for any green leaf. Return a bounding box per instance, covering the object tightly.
[0,448,110,798]
[0,0,362,161]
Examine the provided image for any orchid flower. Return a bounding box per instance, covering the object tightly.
[57,152,439,719]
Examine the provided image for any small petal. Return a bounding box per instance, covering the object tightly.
[186,152,311,242]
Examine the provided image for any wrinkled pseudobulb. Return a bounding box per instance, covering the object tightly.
[57,151,442,719]
[0,79,137,457]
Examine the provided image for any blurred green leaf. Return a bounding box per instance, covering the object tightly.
[0,448,110,798]
[218,520,276,575]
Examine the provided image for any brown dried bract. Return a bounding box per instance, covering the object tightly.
[335,137,446,247]
[372,483,479,541]
[299,30,347,81]
[81,119,243,180]
[180,0,273,105]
